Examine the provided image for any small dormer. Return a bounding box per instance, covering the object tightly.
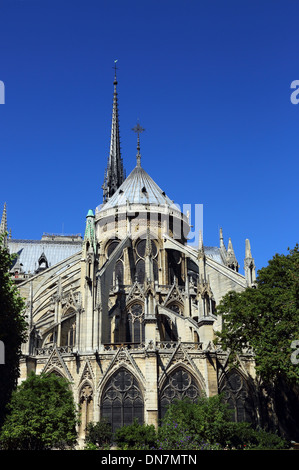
[35,252,49,273]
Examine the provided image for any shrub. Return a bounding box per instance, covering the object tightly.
[160,395,231,445]
[158,397,289,450]
[220,421,259,449]
[248,428,289,450]
[85,419,113,449]
[114,419,157,450]
[156,420,221,450]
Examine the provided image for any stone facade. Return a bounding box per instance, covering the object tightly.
[2,72,259,447]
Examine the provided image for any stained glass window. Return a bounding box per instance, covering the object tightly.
[101,368,144,433]
[159,367,201,419]
[220,370,255,423]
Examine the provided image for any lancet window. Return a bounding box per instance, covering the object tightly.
[134,238,158,283]
[126,302,145,344]
[106,239,124,285]
[60,316,76,348]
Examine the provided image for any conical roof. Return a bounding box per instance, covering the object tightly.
[100,163,178,211]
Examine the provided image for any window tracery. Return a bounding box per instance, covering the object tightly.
[126,303,145,344]
[100,368,144,433]
[159,367,201,419]
[219,370,255,423]
[134,238,158,283]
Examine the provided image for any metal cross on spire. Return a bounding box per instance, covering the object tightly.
[132,121,145,167]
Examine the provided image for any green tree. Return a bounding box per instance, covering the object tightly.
[0,372,79,450]
[114,418,157,450]
[85,419,113,449]
[216,244,299,384]
[157,398,288,450]
[158,395,232,446]
[215,244,299,439]
[0,233,27,428]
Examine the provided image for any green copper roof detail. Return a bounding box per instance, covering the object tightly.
[86,209,95,218]
[84,210,96,252]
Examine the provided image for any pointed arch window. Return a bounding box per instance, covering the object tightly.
[159,367,201,419]
[168,249,183,285]
[60,316,76,348]
[134,238,158,283]
[106,240,124,285]
[126,303,145,344]
[100,368,144,433]
[115,259,124,284]
[219,370,255,424]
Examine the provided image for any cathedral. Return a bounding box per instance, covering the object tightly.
[1,70,258,444]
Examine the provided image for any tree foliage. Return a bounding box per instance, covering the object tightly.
[0,233,27,427]
[85,419,113,449]
[0,372,79,450]
[216,245,299,385]
[110,397,288,450]
[157,398,288,450]
[159,395,231,445]
[114,418,157,450]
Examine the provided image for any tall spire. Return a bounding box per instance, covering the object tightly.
[102,61,125,203]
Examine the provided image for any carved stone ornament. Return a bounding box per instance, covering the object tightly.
[80,383,93,402]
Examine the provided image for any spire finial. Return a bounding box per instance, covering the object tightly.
[198,229,205,259]
[132,121,145,167]
[219,227,225,247]
[245,238,252,258]
[113,59,118,85]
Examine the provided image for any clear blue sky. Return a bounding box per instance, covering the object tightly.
[0,0,298,275]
